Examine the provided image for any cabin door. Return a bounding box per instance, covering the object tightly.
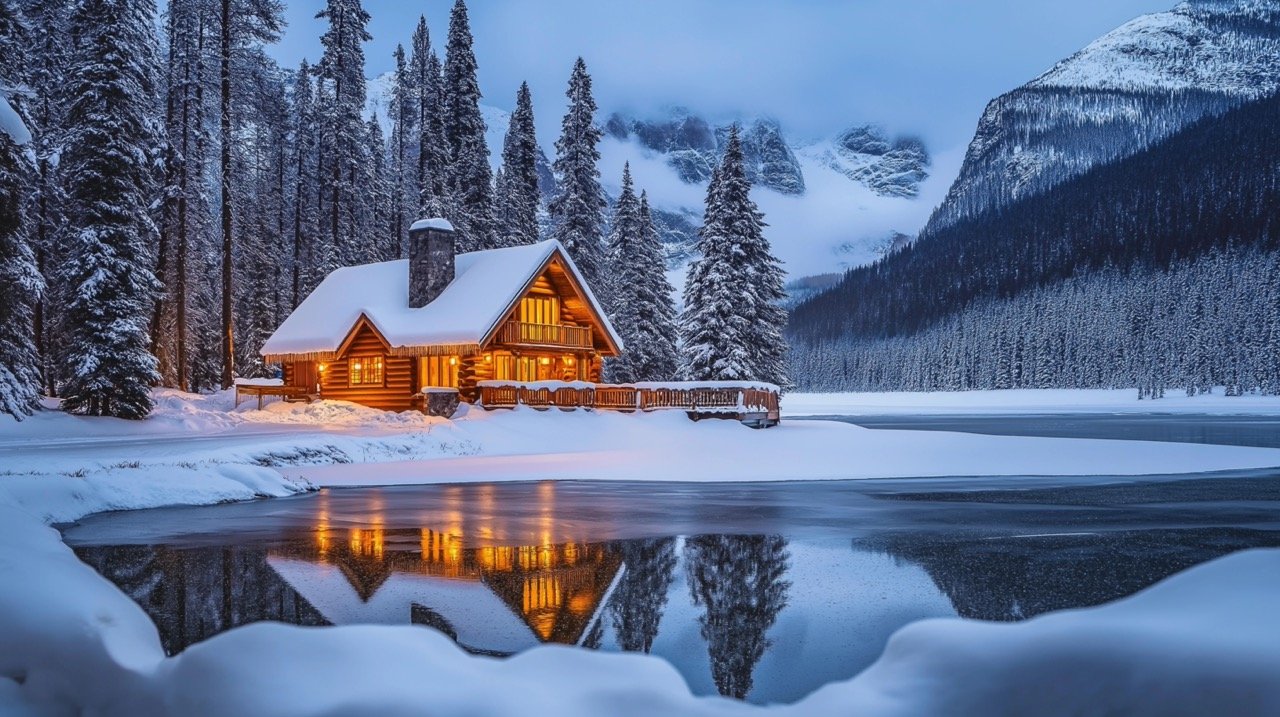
[291,361,318,392]
[536,359,554,381]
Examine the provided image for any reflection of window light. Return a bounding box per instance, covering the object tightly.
[563,356,574,365]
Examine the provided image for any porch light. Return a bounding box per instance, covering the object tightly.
[483,353,492,363]
[449,356,458,366]
[563,356,575,365]
[318,363,327,372]
[539,357,551,365]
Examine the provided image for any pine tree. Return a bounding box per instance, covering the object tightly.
[0,1,43,419]
[681,125,789,386]
[58,0,162,418]
[497,82,540,247]
[409,16,446,217]
[549,58,606,291]
[440,0,494,250]
[20,0,70,397]
[388,43,415,257]
[315,0,371,266]
[289,59,318,305]
[604,166,678,382]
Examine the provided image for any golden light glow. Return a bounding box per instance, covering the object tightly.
[563,356,575,365]
[539,357,551,365]
[318,363,327,372]
[449,356,458,366]
[483,353,492,363]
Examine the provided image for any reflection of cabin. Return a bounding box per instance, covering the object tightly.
[259,220,623,411]
[266,526,624,654]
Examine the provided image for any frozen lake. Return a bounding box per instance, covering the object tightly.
[62,412,1280,705]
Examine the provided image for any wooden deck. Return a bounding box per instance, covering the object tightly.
[234,383,315,410]
[477,382,781,427]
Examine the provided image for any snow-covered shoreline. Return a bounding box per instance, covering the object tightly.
[784,387,1280,417]
[3,390,1280,715]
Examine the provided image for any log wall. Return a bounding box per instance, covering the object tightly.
[320,324,416,411]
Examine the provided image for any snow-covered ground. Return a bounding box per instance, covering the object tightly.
[785,387,1280,417]
[3,390,1280,715]
[6,389,1280,524]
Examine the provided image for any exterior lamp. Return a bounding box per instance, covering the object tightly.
[539,357,551,365]
[449,356,458,366]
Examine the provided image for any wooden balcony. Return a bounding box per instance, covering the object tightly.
[477,381,781,428]
[498,321,593,349]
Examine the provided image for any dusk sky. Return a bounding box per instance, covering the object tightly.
[269,0,1175,152]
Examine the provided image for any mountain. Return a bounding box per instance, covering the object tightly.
[927,0,1280,231]
[605,109,932,201]
[366,74,938,283]
[599,108,938,285]
[788,89,1280,393]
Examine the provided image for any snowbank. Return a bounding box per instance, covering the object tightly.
[785,387,1280,417]
[3,495,1275,716]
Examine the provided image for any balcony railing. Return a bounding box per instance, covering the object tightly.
[498,321,593,349]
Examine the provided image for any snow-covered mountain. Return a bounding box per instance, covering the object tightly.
[927,0,1280,231]
[366,74,942,283]
[597,108,941,283]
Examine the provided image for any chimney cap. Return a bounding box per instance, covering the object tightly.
[410,217,455,233]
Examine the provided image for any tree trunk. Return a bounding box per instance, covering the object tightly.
[219,0,234,389]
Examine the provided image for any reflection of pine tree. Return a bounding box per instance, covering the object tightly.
[685,535,790,700]
[75,544,326,654]
[609,538,677,653]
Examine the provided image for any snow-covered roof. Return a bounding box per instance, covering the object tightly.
[409,217,454,232]
[260,239,621,359]
[266,557,540,654]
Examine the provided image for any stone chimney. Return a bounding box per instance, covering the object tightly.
[408,218,456,308]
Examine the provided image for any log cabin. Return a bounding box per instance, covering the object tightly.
[259,219,623,413]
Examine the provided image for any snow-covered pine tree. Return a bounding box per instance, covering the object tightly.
[388,43,415,258]
[315,0,370,268]
[635,190,679,379]
[232,56,290,379]
[212,0,283,388]
[441,0,495,251]
[409,16,446,217]
[289,59,319,306]
[498,81,540,247]
[19,0,69,397]
[549,58,606,292]
[58,0,162,418]
[680,126,789,386]
[363,113,395,261]
[0,0,43,419]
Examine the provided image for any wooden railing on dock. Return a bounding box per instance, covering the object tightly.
[477,381,781,427]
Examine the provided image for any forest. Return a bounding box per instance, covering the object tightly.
[0,0,789,419]
[788,89,1280,394]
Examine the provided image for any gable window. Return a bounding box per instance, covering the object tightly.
[520,296,560,326]
[349,355,384,386]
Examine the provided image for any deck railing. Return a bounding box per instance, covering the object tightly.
[498,321,593,348]
[477,381,781,426]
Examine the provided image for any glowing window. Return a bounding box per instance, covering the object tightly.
[419,355,459,388]
[349,356,384,386]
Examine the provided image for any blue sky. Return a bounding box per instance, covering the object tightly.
[270,0,1174,151]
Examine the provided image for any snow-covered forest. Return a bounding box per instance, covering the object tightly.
[789,88,1280,394]
[0,0,788,420]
